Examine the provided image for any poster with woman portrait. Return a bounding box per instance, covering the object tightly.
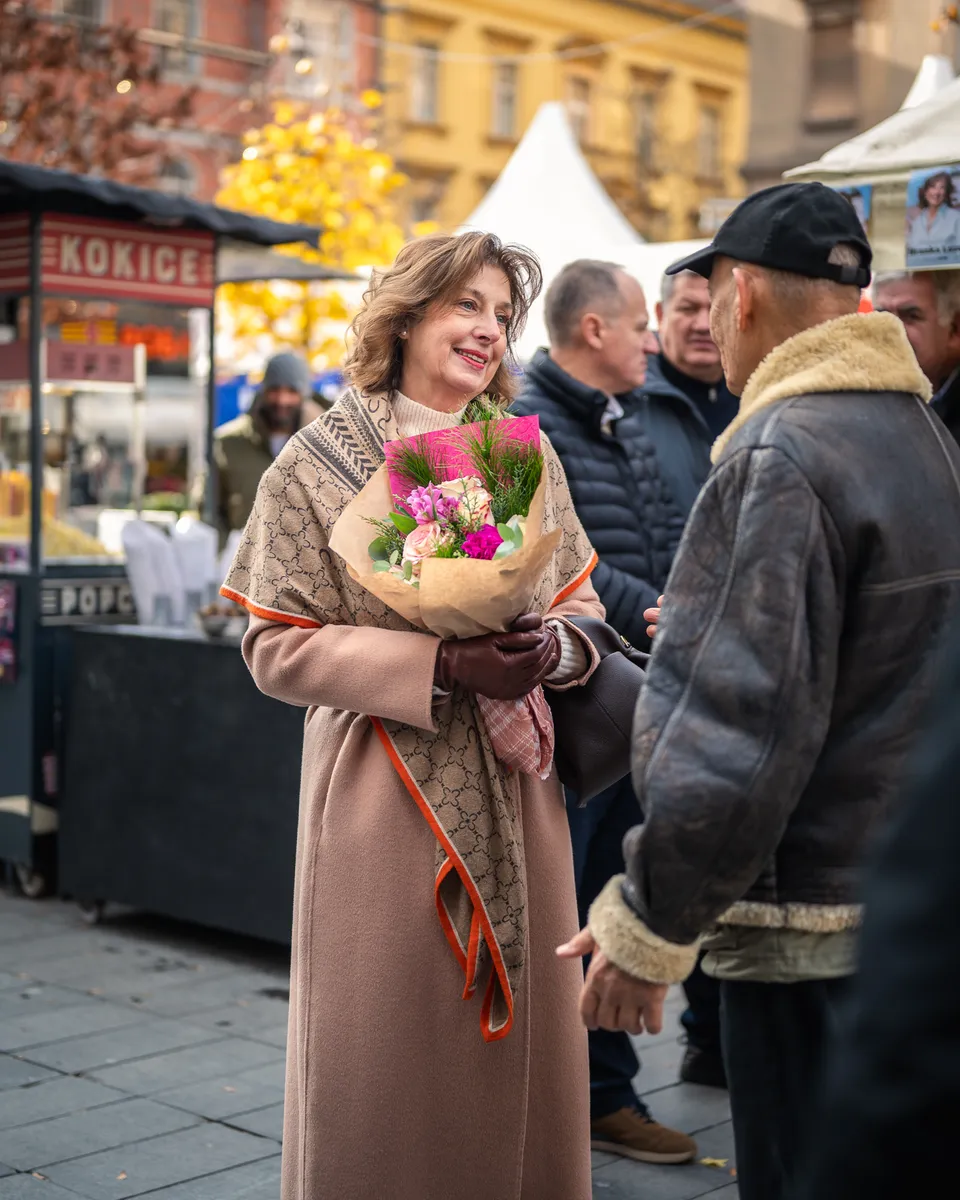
[836,185,872,238]
[906,166,960,268]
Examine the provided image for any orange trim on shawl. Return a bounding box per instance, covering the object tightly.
[551,550,598,608]
[220,586,322,629]
[371,716,515,1043]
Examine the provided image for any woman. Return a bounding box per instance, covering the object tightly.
[907,171,960,255]
[223,232,603,1200]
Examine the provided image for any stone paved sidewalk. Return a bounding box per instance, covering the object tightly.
[0,887,736,1199]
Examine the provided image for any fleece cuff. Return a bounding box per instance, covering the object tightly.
[588,875,700,985]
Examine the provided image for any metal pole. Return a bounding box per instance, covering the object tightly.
[27,213,42,577]
[203,237,219,528]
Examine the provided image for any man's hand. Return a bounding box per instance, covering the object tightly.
[557,928,670,1036]
[644,594,665,641]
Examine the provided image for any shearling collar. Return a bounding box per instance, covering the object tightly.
[712,312,933,462]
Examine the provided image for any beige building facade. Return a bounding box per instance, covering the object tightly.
[743,0,960,190]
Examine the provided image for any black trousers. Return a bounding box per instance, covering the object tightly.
[720,976,850,1200]
[566,777,722,1118]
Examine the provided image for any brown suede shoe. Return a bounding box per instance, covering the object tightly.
[590,1107,697,1165]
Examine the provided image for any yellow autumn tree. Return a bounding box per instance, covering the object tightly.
[215,97,409,376]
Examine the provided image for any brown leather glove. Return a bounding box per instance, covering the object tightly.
[435,613,560,700]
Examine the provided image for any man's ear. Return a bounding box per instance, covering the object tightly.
[581,312,604,351]
[733,267,755,333]
[947,312,960,359]
[655,301,664,326]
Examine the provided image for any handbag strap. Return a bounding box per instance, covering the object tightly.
[559,615,649,668]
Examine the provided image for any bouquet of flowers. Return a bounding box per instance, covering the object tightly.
[329,404,562,642]
[328,402,565,776]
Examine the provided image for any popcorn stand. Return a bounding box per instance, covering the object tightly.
[0,162,318,934]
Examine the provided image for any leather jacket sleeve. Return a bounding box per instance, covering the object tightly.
[622,445,846,947]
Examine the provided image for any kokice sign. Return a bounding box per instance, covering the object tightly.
[39,215,215,306]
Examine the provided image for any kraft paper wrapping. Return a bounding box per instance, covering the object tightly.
[328,464,561,640]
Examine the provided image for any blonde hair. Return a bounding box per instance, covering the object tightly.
[344,231,542,404]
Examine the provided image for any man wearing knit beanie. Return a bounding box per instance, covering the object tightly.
[211,351,324,543]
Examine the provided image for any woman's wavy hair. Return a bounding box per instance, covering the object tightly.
[919,171,956,210]
[344,231,542,406]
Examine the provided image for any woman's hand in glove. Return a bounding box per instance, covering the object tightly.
[435,613,560,700]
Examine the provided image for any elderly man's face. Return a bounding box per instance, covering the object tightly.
[874,275,960,391]
[707,258,748,395]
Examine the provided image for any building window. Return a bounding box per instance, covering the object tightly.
[154,0,197,75]
[157,158,195,196]
[59,0,103,20]
[491,61,518,139]
[566,76,591,145]
[411,194,438,226]
[632,90,658,172]
[698,104,723,180]
[410,43,440,124]
[806,0,858,130]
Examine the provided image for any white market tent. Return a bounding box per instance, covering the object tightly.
[785,55,960,270]
[460,103,700,358]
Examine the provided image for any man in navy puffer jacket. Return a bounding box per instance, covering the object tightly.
[514,260,715,1165]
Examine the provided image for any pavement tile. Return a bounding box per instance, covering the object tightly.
[0,1166,10,1180]
[151,1064,286,1121]
[0,1176,84,1199]
[0,1076,121,1132]
[127,1154,281,1200]
[245,1025,287,1050]
[122,973,291,1019]
[88,1037,283,1095]
[637,1083,732,1136]
[18,1018,221,1075]
[0,1097,200,1172]
[592,1158,736,1199]
[635,1038,687,1097]
[187,997,290,1038]
[0,1055,58,1092]
[0,984,93,1020]
[0,1001,144,1052]
[691,1122,736,1168]
[702,1187,738,1198]
[43,1122,280,1199]
[226,1104,284,1143]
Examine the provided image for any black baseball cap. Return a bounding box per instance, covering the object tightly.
[666,182,872,288]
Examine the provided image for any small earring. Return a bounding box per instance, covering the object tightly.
[399,330,408,339]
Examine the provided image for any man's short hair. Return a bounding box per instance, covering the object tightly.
[660,269,702,308]
[762,243,864,309]
[873,269,960,328]
[544,260,625,347]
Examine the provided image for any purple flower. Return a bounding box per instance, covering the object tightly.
[461,525,504,560]
[405,483,460,526]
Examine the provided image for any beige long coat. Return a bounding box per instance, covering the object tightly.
[243,576,602,1200]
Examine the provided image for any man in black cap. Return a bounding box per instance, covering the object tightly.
[558,183,960,1200]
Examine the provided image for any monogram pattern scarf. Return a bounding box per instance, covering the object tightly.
[223,388,596,1040]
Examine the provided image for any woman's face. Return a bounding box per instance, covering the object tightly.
[925,176,947,207]
[401,265,513,409]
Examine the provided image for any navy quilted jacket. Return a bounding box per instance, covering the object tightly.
[513,350,690,648]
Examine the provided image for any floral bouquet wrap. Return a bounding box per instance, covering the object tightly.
[329,403,562,776]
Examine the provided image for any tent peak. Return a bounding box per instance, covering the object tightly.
[900,54,955,111]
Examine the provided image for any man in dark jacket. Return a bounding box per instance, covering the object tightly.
[560,184,960,1200]
[794,619,960,1200]
[513,261,697,1165]
[874,269,960,444]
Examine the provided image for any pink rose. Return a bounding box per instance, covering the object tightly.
[438,476,494,530]
[402,520,447,575]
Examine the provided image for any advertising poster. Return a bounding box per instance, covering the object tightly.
[905,165,960,268]
[836,185,872,238]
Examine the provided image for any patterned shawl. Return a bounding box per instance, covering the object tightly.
[223,388,596,1041]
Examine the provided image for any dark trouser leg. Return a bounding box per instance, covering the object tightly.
[681,955,723,1054]
[720,976,850,1200]
[566,777,645,1121]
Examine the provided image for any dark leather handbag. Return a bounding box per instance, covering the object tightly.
[546,616,649,803]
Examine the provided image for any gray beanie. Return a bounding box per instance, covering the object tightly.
[261,352,312,398]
